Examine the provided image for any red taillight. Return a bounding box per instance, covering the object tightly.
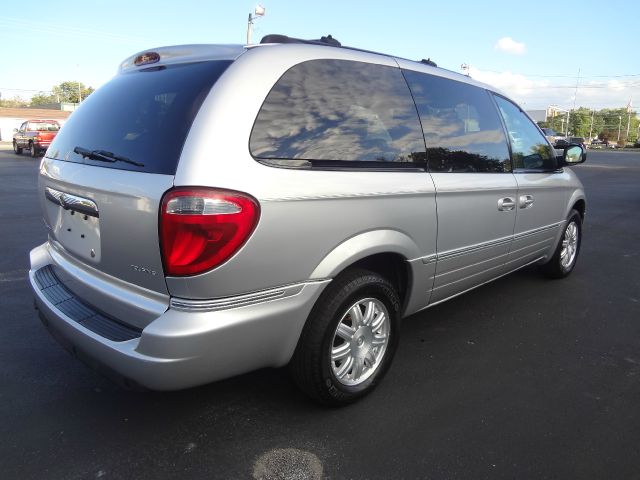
[160,188,260,276]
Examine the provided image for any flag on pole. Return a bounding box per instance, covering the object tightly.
[627,98,633,113]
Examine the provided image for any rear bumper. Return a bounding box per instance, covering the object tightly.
[30,242,329,390]
[34,140,52,147]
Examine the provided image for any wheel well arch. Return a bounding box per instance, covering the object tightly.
[332,252,411,314]
[572,199,586,219]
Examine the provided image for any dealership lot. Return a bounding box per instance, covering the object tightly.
[1,145,639,479]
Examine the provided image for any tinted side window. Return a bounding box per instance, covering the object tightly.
[403,70,511,173]
[493,96,556,171]
[250,59,425,167]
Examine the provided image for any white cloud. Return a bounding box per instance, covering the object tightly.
[468,67,640,109]
[494,37,526,55]
[607,80,626,91]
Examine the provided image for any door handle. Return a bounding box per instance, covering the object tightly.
[498,197,516,211]
[519,195,534,209]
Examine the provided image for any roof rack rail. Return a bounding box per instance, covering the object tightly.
[260,34,341,47]
[259,34,439,70]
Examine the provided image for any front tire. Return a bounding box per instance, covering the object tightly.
[541,209,582,278]
[13,141,23,155]
[290,269,401,406]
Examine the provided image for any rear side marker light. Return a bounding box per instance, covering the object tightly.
[160,188,260,276]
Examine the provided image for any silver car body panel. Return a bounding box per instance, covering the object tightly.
[508,170,573,269]
[429,172,518,303]
[38,158,174,296]
[29,42,586,390]
[168,45,438,302]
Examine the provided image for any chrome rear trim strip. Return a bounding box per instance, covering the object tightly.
[170,281,325,312]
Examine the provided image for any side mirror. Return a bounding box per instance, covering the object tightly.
[13,128,18,133]
[557,144,586,166]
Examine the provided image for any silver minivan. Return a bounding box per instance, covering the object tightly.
[29,35,586,405]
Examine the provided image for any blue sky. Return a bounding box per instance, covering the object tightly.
[1,0,638,110]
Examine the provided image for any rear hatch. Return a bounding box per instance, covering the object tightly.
[41,58,234,296]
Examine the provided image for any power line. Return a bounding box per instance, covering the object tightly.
[474,68,640,79]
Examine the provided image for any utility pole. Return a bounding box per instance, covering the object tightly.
[626,102,632,142]
[588,109,595,140]
[617,116,622,143]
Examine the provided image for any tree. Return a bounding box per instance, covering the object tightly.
[51,81,94,104]
[557,107,639,144]
[567,107,591,138]
[30,91,57,106]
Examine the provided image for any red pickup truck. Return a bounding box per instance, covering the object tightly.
[13,119,61,157]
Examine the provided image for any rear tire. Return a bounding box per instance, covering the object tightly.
[30,142,39,158]
[290,268,401,406]
[541,209,582,278]
[13,141,23,155]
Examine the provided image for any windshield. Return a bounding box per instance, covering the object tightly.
[47,60,232,174]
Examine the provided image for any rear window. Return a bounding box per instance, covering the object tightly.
[28,122,60,131]
[47,60,232,174]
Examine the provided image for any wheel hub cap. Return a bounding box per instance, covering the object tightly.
[560,221,579,269]
[330,298,390,386]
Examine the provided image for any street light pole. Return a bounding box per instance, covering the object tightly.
[246,5,265,45]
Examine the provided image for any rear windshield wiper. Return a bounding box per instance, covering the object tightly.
[73,146,144,167]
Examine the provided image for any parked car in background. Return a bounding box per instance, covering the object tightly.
[569,137,587,149]
[541,127,561,146]
[29,36,587,405]
[13,120,61,157]
[590,138,603,148]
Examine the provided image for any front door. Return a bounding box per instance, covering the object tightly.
[493,96,570,270]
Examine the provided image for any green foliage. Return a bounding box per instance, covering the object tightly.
[27,81,95,106]
[51,81,94,104]
[30,91,57,106]
[0,96,29,108]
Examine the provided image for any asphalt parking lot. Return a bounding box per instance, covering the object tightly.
[1,144,639,479]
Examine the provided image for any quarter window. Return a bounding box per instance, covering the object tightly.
[250,59,426,167]
[493,95,557,171]
[403,70,511,173]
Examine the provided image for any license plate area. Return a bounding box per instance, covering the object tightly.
[52,207,101,263]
